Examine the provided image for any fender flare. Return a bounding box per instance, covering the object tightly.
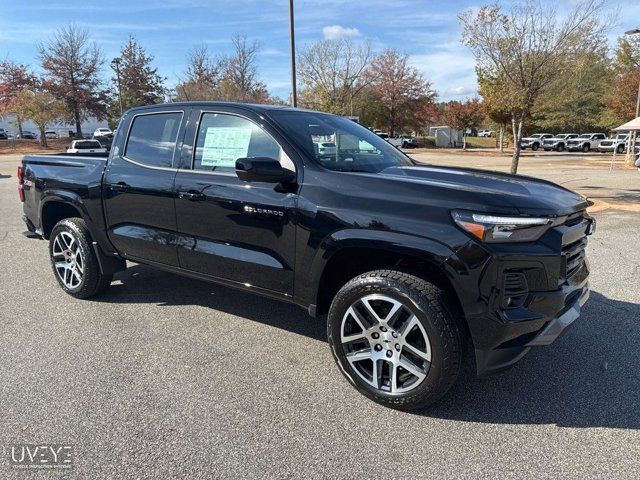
[305,228,469,308]
[40,190,96,238]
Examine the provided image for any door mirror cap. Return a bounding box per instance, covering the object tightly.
[235,157,295,184]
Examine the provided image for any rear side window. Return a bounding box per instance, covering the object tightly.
[125,112,183,167]
[192,113,282,173]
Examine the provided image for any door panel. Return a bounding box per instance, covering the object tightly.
[173,109,298,295]
[174,173,297,293]
[103,110,186,266]
[103,156,179,265]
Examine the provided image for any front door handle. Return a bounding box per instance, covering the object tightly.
[110,182,130,192]
[178,191,206,201]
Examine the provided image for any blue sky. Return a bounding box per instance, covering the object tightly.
[0,0,636,102]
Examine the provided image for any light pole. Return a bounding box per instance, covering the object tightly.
[289,0,297,107]
[111,57,123,116]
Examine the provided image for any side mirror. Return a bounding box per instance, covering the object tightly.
[235,157,295,184]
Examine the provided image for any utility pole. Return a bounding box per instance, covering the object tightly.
[111,57,124,116]
[289,0,297,107]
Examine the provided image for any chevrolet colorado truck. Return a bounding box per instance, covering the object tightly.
[19,102,594,410]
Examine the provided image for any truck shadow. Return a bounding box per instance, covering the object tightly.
[103,264,639,429]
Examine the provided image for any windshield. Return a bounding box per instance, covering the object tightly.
[577,135,591,139]
[530,134,542,138]
[268,110,414,173]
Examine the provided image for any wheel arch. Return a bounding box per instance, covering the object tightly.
[308,230,467,324]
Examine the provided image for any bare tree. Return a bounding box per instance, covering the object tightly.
[38,24,107,137]
[460,0,610,173]
[298,37,372,114]
[218,34,269,103]
[175,44,226,101]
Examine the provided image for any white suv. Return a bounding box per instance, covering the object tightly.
[566,133,606,152]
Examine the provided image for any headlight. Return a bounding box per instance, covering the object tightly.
[452,210,552,243]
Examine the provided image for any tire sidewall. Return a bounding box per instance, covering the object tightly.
[328,274,454,407]
[49,219,93,296]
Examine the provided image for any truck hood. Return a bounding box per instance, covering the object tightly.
[379,165,589,216]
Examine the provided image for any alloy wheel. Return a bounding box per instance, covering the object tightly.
[340,294,431,394]
[52,231,84,289]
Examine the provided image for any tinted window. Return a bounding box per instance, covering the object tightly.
[193,113,282,173]
[268,111,413,173]
[125,112,182,167]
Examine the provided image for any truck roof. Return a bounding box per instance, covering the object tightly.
[126,101,331,116]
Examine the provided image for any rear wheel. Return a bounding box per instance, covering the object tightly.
[327,270,463,410]
[556,143,565,152]
[531,143,539,151]
[582,143,590,153]
[49,218,112,299]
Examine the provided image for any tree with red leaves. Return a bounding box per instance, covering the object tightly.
[442,98,485,149]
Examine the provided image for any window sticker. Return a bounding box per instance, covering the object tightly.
[201,126,252,167]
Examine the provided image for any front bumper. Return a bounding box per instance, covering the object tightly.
[474,268,589,375]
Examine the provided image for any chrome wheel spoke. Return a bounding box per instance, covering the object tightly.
[52,231,84,289]
[342,332,366,344]
[399,357,427,381]
[399,315,420,339]
[346,350,371,364]
[403,341,431,362]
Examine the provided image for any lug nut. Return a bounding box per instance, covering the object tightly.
[380,326,387,332]
[395,344,400,351]
[386,350,393,358]
[392,332,398,338]
[374,344,382,351]
[372,332,379,339]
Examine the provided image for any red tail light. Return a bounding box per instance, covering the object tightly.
[17,166,24,202]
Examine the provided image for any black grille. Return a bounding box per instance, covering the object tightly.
[562,237,587,279]
[502,271,528,308]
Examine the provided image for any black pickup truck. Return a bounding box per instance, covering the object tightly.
[19,102,594,410]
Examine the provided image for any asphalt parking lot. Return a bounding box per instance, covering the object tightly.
[1,153,639,478]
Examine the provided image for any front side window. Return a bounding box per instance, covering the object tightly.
[125,112,183,167]
[192,113,283,173]
[268,111,414,173]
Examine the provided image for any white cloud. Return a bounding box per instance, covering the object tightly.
[322,25,360,40]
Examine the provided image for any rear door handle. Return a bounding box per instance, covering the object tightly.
[178,191,206,201]
[110,182,130,192]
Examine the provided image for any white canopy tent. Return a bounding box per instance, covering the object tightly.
[609,116,640,172]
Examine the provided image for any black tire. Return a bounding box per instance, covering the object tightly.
[582,143,590,153]
[531,143,539,151]
[617,144,625,154]
[49,217,112,299]
[556,143,565,152]
[327,270,464,410]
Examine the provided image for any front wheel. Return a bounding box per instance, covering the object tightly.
[49,217,112,299]
[582,144,590,153]
[531,143,539,151]
[327,270,463,410]
[556,144,565,152]
[617,144,625,154]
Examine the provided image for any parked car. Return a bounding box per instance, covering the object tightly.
[566,133,606,152]
[542,133,579,152]
[520,133,553,151]
[93,127,113,137]
[45,131,59,139]
[18,131,37,140]
[66,139,107,155]
[598,134,628,154]
[19,102,594,410]
[478,130,495,137]
[315,141,337,155]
